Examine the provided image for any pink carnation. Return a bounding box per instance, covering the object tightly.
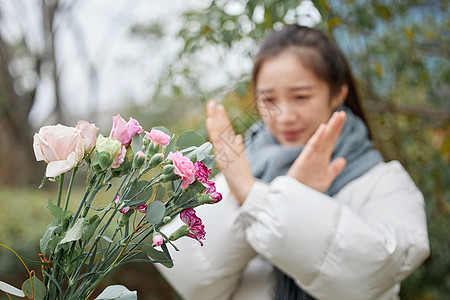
[180,208,206,246]
[120,206,131,214]
[210,191,222,203]
[146,129,170,146]
[168,151,195,189]
[109,115,143,147]
[194,161,212,184]
[153,234,164,246]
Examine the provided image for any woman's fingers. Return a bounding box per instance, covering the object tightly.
[287,111,347,193]
[205,99,255,204]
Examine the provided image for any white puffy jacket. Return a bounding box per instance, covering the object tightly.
[156,161,430,300]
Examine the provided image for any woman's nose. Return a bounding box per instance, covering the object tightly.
[277,102,297,123]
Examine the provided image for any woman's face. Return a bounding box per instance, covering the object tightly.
[255,51,345,147]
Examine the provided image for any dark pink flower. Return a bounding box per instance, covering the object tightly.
[120,206,131,214]
[136,203,147,213]
[194,161,212,183]
[180,208,206,245]
[210,191,222,203]
[168,151,195,189]
[146,129,170,146]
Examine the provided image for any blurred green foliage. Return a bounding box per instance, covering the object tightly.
[130,0,450,299]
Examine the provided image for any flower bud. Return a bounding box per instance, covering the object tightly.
[161,172,179,183]
[169,225,189,242]
[118,209,134,227]
[145,142,160,158]
[162,216,171,223]
[197,194,212,204]
[133,151,145,169]
[148,153,164,169]
[162,164,175,175]
[152,233,164,246]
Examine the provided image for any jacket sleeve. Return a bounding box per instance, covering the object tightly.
[156,174,257,300]
[237,161,430,300]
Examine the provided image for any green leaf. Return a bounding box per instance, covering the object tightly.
[193,142,213,161]
[131,134,143,154]
[202,155,215,169]
[81,215,101,243]
[0,280,25,297]
[145,201,166,224]
[125,180,153,207]
[142,244,174,268]
[95,284,137,300]
[47,199,72,223]
[175,130,205,150]
[154,185,168,202]
[22,275,46,300]
[59,218,85,245]
[40,225,59,254]
[164,134,176,158]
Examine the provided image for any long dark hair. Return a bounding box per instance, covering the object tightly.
[251,25,372,139]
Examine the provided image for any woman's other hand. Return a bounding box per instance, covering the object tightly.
[206,100,255,205]
[287,111,347,193]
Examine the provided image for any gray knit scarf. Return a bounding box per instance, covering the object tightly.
[244,106,383,300]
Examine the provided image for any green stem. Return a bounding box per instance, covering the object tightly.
[56,174,65,207]
[63,167,78,212]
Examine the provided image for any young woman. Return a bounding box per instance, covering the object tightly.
[156,25,429,300]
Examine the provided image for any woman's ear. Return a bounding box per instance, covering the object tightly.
[331,84,348,109]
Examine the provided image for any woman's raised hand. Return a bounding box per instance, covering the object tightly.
[206,100,255,205]
[287,111,347,193]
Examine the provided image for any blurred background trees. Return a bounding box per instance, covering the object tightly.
[0,0,448,299]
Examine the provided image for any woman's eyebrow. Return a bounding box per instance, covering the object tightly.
[256,85,313,93]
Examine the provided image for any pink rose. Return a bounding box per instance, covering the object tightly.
[33,124,85,177]
[109,115,143,147]
[168,151,195,189]
[145,129,170,146]
[76,120,98,153]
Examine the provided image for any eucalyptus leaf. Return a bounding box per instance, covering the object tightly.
[164,135,176,158]
[124,180,153,207]
[154,185,168,202]
[131,134,143,154]
[142,244,174,268]
[0,281,25,297]
[192,142,213,161]
[175,130,205,150]
[22,276,46,300]
[202,155,215,169]
[145,201,166,224]
[95,285,137,300]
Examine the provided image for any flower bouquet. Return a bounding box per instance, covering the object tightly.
[0,115,222,299]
